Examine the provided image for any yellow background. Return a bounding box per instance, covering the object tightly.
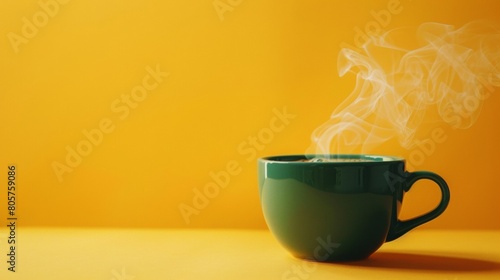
[0,0,499,229]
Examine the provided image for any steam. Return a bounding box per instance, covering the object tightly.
[309,21,500,155]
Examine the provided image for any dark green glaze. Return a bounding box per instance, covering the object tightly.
[258,154,450,262]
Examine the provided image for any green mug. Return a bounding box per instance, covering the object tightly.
[258,154,450,262]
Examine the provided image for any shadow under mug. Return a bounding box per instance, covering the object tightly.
[258,154,450,262]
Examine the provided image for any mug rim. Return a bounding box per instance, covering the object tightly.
[259,154,405,164]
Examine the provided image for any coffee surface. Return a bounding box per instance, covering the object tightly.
[297,158,381,162]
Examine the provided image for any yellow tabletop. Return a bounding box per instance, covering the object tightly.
[1,228,499,279]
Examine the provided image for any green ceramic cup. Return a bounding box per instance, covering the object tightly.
[258,154,450,262]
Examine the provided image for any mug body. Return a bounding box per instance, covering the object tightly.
[258,154,405,261]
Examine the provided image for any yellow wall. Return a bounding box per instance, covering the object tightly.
[0,0,499,229]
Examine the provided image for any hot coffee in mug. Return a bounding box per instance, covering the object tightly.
[258,154,450,262]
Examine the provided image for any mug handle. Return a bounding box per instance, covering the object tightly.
[386,171,450,242]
